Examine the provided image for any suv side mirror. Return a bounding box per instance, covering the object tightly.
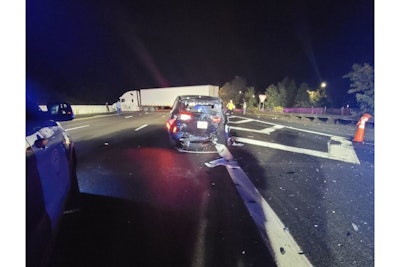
[46,102,75,121]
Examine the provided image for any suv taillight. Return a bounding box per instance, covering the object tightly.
[166,118,178,133]
[211,116,221,123]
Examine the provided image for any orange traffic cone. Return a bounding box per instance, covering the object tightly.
[353,113,372,142]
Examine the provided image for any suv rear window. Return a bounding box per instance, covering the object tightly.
[187,104,216,113]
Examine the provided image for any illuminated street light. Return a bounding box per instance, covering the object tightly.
[321,82,327,88]
[259,94,266,111]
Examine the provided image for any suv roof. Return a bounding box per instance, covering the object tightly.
[177,95,222,101]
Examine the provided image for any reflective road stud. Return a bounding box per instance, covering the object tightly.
[353,113,372,142]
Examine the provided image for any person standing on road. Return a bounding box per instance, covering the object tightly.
[242,101,247,115]
[116,100,122,116]
[226,99,235,115]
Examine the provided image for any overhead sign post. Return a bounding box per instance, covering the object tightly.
[259,94,266,111]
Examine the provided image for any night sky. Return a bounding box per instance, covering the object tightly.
[26,0,374,105]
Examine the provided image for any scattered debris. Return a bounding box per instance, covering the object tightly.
[63,208,80,214]
[232,142,244,146]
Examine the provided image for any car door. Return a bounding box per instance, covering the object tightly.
[26,103,72,265]
[26,119,71,231]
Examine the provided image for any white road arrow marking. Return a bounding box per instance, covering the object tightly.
[235,137,360,164]
[228,116,360,164]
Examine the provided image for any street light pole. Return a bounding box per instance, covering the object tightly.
[320,82,327,113]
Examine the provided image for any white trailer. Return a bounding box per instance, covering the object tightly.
[117,85,219,112]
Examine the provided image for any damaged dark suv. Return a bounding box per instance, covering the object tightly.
[166,95,228,151]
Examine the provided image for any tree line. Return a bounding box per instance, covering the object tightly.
[219,63,374,115]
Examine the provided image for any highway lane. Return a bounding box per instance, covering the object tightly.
[51,111,374,266]
[50,112,276,267]
[227,115,374,266]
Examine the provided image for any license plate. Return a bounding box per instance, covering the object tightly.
[197,121,208,129]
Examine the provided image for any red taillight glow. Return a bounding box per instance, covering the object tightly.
[212,116,221,123]
[167,119,179,133]
[166,119,175,131]
[179,111,192,121]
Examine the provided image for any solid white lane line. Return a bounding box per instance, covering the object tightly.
[261,125,285,134]
[225,161,313,267]
[190,191,210,267]
[229,125,284,135]
[64,125,90,131]
[228,118,254,124]
[134,124,148,131]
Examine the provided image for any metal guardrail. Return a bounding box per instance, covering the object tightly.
[283,107,353,116]
[239,109,374,127]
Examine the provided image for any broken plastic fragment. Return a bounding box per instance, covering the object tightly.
[205,158,227,168]
[352,223,359,231]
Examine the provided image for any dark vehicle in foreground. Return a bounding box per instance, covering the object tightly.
[166,95,228,151]
[26,95,79,266]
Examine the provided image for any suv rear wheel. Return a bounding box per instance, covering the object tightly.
[216,123,227,145]
[65,149,81,212]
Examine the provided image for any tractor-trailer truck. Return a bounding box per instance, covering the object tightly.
[117,85,219,112]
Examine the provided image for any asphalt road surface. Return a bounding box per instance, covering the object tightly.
[226,114,374,266]
[49,112,277,267]
[46,111,374,267]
